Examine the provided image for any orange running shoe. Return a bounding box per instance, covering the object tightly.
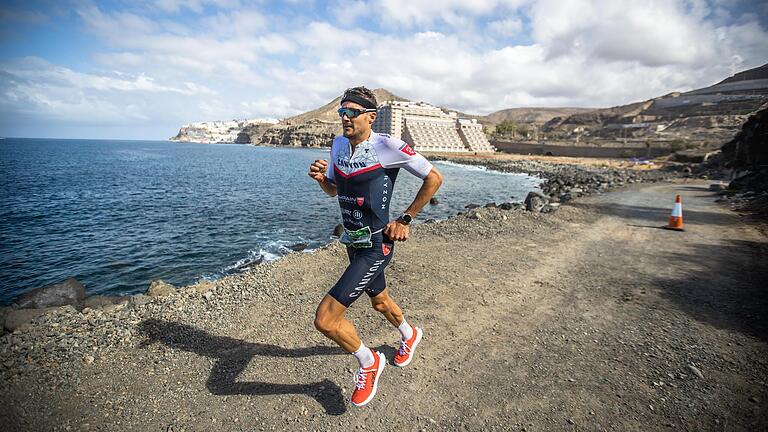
[350,351,386,407]
[394,326,423,367]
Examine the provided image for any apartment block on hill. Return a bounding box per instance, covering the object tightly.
[372,101,495,153]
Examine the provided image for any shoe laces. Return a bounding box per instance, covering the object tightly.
[397,339,411,357]
[355,366,375,390]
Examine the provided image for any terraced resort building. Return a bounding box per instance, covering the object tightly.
[372,101,495,153]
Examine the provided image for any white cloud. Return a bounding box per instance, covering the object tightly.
[151,0,241,14]
[2,0,767,139]
[528,0,727,66]
[489,17,523,37]
[359,0,526,26]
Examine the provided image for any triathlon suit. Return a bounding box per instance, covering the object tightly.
[325,132,433,307]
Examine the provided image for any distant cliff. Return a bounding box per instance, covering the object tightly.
[256,119,338,147]
[170,119,277,144]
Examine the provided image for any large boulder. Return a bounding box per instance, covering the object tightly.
[4,307,59,331]
[332,224,344,237]
[708,183,727,192]
[288,243,309,252]
[146,280,176,297]
[0,306,11,335]
[129,294,153,307]
[525,191,549,212]
[14,278,86,309]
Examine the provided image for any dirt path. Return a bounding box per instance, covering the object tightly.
[5,181,767,431]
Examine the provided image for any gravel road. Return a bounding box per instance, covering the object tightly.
[2,180,766,431]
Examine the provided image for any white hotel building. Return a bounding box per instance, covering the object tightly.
[372,101,495,153]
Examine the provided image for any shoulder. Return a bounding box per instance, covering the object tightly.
[372,133,408,152]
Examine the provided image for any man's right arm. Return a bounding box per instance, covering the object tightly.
[308,159,337,197]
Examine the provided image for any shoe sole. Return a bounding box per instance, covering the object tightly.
[394,327,423,368]
[351,352,385,407]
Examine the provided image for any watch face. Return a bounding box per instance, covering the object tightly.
[401,214,412,224]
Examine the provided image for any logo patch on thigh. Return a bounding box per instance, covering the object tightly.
[382,243,391,256]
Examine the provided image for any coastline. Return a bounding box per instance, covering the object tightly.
[0,153,690,361]
[1,151,682,312]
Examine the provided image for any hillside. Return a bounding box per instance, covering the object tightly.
[480,107,595,127]
[538,63,768,149]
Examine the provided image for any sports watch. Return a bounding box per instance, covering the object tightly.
[397,213,413,225]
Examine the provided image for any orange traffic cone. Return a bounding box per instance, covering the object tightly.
[664,195,685,231]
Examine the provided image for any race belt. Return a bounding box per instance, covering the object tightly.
[339,226,383,249]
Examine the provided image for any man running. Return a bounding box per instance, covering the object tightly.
[308,86,443,407]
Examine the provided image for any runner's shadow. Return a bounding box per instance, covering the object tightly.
[137,318,347,415]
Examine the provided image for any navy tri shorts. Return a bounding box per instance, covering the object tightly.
[328,232,395,307]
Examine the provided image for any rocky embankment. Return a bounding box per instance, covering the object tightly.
[256,119,338,147]
[433,155,685,206]
[705,107,768,220]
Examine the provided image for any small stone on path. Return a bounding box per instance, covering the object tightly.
[687,364,704,379]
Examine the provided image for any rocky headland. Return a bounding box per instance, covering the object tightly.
[170,119,277,144]
[255,119,338,147]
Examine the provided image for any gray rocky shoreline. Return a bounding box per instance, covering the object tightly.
[431,155,687,203]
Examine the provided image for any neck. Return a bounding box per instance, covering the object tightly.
[349,130,372,147]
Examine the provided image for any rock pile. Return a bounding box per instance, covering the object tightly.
[714,171,768,218]
[432,156,682,209]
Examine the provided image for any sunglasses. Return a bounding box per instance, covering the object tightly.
[337,107,377,118]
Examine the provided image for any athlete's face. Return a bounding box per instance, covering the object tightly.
[340,101,376,141]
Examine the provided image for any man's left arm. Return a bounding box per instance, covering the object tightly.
[384,167,443,241]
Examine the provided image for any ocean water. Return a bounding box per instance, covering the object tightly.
[0,138,541,303]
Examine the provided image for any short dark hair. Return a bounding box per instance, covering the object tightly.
[341,86,377,110]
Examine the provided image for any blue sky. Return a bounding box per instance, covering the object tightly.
[1,0,767,139]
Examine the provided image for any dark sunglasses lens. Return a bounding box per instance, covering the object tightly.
[338,107,361,118]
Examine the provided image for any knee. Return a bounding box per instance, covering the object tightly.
[372,301,390,314]
[314,313,337,334]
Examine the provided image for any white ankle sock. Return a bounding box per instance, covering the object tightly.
[398,319,414,341]
[352,342,375,368]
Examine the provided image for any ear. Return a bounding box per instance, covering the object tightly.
[368,111,377,125]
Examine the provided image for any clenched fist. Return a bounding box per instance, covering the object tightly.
[308,159,329,183]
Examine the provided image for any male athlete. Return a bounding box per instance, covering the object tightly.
[308,87,443,407]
